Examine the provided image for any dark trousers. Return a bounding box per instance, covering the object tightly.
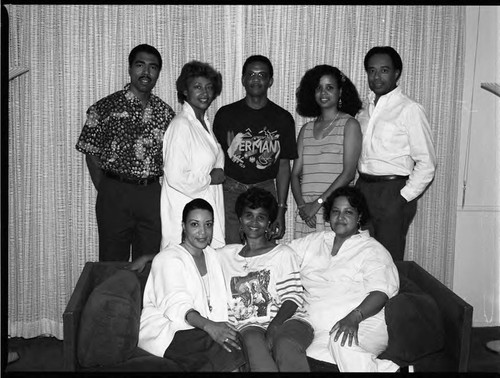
[164,328,246,372]
[240,319,314,372]
[96,176,161,261]
[356,176,417,261]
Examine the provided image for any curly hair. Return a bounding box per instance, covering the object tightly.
[235,187,278,224]
[128,44,162,71]
[296,65,362,118]
[176,60,223,104]
[323,186,370,227]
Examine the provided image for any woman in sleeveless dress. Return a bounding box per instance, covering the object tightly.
[291,65,363,238]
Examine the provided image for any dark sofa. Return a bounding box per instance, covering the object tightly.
[63,260,472,372]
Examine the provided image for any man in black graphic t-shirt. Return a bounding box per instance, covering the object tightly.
[214,55,297,244]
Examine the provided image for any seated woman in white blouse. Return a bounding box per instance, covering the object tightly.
[138,199,245,372]
[288,186,400,372]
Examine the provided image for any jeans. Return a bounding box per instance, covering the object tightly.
[240,319,314,372]
[222,176,277,244]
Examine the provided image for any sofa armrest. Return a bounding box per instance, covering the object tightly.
[62,261,128,371]
[395,261,473,372]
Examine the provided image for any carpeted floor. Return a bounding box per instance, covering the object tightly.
[4,327,500,373]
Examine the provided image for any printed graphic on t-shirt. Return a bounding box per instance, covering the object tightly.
[229,269,272,321]
[226,127,281,170]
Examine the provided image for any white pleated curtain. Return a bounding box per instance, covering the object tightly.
[6,5,464,339]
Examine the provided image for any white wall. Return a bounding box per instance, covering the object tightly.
[454,6,500,327]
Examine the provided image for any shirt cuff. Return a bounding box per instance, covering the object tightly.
[400,186,416,202]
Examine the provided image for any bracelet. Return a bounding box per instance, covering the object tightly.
[277,203,288,209]
[352,308,364,320]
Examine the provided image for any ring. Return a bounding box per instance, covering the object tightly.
[224,338,229,343]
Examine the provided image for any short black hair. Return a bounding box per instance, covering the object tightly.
[364,46,403,75]
[296,65,362,118]
[182,198,214,224]
[128,44,162,71]
[242,55,274,79]
[176,60,223,104]
[235,187,278,224]
[181,198,214,242]
[323,186,370,227]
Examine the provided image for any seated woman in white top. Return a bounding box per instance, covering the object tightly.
[217,187,314,372]
[138,198,245,372]
[288,186,400,372]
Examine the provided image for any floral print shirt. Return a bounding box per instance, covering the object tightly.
[76,84,175,179]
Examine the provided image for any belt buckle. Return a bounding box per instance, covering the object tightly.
[138,178,148,186]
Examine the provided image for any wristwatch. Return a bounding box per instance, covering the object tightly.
[317,197,324,204]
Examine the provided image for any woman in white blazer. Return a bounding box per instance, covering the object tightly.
[138,199,245,371]
[160,60,226,250]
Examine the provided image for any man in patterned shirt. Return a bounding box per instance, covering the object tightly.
[76,44,175,262]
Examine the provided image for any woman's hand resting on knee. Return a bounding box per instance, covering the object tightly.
[204,321,242,352]
[329,309,363,347]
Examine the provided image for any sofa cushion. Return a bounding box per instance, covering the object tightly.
[379,274,445,366]
[77,269,142,368]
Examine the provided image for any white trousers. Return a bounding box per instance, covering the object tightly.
[316,314,399,372]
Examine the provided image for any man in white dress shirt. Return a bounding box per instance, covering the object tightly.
[356,46,436,261]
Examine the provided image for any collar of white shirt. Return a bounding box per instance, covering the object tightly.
[368,86,402,106]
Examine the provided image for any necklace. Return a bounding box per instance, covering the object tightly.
[201,272,213,312]
[241,245,249,270]
[243,257,249,271]
[180,243,213,312]
[240,242,275,270]
[317,112,340,138]
[240,245,251,271]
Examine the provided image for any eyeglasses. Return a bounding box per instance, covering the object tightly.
[245,71,269,80]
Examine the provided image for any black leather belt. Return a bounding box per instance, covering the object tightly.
[103,171,159,186]
[358,172,408,183]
